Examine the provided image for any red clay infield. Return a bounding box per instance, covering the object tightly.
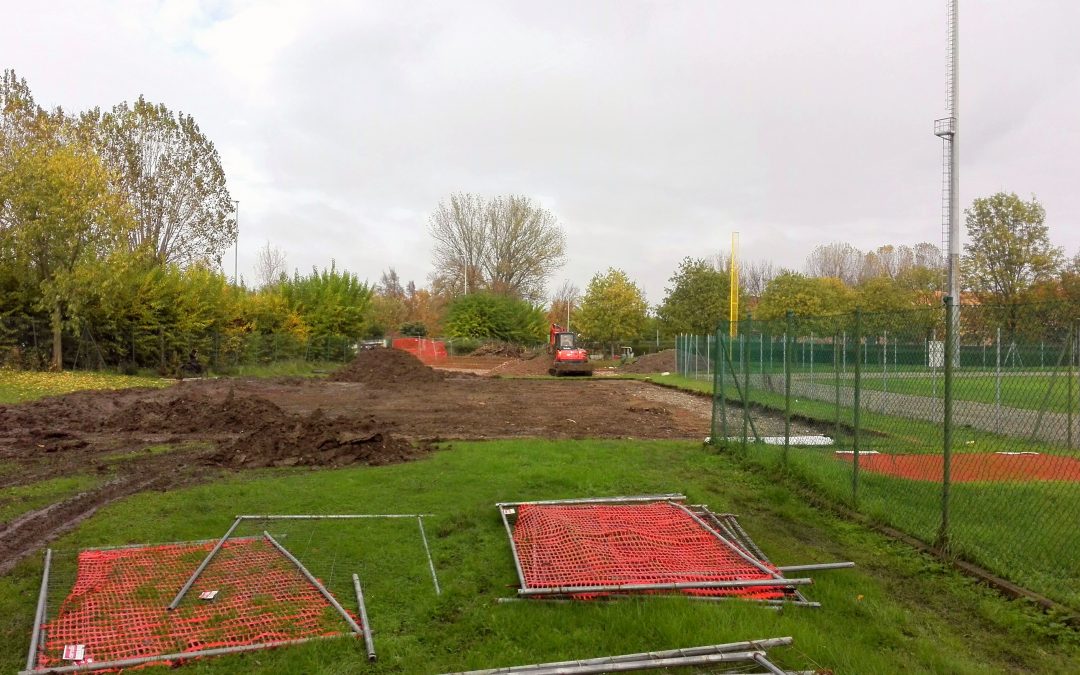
[836,452,1080,483]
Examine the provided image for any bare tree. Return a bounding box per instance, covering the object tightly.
[379,267,405,299]
[549,279,581,329]
[255,240,287,288]
[742,259,777,298]
[913,242,944,269]
[429,192,488,295]
[805,242,863,285]
[429,193,565,302]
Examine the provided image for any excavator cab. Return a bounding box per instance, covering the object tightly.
[554,332,577,350]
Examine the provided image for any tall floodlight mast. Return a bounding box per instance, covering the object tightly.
[729,232,739,338]
[934,0,960,314]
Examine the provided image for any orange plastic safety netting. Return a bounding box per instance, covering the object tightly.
[35,537,355,670]
[511,502,786,599]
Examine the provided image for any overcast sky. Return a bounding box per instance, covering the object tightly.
[4,1,1079,304]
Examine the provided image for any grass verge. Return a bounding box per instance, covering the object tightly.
[2,439,1078,673]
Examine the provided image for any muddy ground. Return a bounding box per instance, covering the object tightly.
[0,350,826,572]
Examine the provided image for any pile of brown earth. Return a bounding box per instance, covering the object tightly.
[489,351,554,377]
[103,389,283,434]
[205,408,427,469]
[328,347,445,385]
[620,349,676,373]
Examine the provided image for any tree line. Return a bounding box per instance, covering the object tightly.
[0,70,379,370]
[5,65,1078,369]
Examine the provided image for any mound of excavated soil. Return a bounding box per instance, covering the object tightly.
[489,352,554,377]
[329,348,445,385]
[620,349,676,373]
[103,389,283,434]
[205,408,427,469]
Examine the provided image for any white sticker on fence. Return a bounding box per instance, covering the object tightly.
[995,452,1040,456]
[834,450,880,455]
[62,645,86,661]
[199,590,219,600]
[721,435,835,446]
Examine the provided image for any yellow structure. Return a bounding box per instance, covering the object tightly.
[729,232,739,337]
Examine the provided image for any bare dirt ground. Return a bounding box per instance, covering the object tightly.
[0,350,827,571]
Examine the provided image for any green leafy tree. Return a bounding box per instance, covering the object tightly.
[0,133,132,369]
[443,293,545,342]
[857,276,923,335]
[656,257,730,335]
[80,96,235,266]
[400,322,428,337]
[576,268,648,357]
[278,263,373,341]
[962,192,1063,333]
[755,272,857,321]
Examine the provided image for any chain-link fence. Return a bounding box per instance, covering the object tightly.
[676,300,1080,610]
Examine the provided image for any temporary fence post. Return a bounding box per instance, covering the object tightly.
[809,331,815,391]
[706,334,712,377]
[352,574,377,662]
[25,548,51,672]
[742,313,752,452]
[938,296,955,551]
[852,307,863,507]
[417,516,442,595]
[169,516,243,610]
[784,311,793,464]
[263,531,365,636]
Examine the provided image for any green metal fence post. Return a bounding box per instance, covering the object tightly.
[834,328,841,442]
[784,311,793,465]
[719,331,728,440]
[742,312,751,454]
[852,307,863,507]
[938,296,955,551]
[1068,322,1074,450]
[710,327,721,447]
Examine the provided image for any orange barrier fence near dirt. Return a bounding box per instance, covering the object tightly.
[391,338,447,363]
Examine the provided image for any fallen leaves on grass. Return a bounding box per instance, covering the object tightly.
[0,370,169,404]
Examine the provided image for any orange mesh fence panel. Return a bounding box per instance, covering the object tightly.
[36,537,356,670]
[511,502,785,599]
[391,338,447,363]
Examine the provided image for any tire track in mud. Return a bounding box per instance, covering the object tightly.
[0,461,201,575]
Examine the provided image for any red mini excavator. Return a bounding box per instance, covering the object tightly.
[548,324,593,376]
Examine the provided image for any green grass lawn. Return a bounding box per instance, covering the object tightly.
[0,475,102,523]
[3,439,1079,673]
[853,373,1080,414]
[0,370,170,404]
[212,360,344,378]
